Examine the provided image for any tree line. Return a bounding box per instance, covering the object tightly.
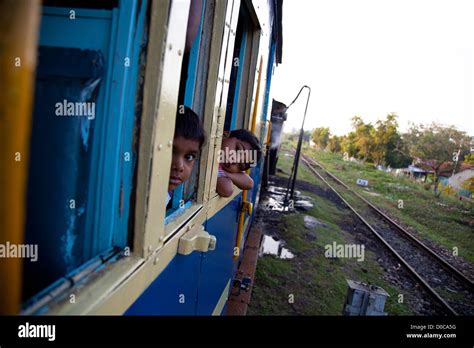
[310,114,473,178]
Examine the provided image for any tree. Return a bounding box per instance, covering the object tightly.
[372,113,412,167]
[351,116,376,161]
[311,127,330,149]
[328,135,342,153]
[341,132,358,158]
[371,114,397,165]
[386,136,412,168]
[402,122,471,193]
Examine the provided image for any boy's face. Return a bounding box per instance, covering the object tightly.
[221,136,253,173]
[168,136,200,191]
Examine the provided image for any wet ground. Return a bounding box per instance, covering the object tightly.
[259,235,295,259]
[251,174,450,315]
[262,185,314,212]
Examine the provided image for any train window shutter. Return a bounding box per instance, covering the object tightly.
[22,1,148,307]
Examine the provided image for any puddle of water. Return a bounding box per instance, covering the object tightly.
[266,185,300,197]
[266,186,286,197]
[262,196,286,212]
[303,215,326,229]
[261,185,313,212]
[259,235,295,259]
[295,199,313,210]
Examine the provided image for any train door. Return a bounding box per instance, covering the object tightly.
[196,0,263,315]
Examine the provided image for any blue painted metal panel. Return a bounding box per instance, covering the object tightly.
[165,201,192,225]
[24,8,113,301]
[109,0,148,247]
[260,39,277,140]
[84,7,118,255]
[38,8,112,50]
[91,0,135,250]
[168,183,184,215]
[250,165,262,207]
[242,164,262,246]
[184,0,206,108]
[196,195,241,315]
[230,28,247,130]
[24,48,105,300]
[125,252,202,315]
[128,195,241,315]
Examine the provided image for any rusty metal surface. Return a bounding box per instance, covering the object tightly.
[226,222,263,315]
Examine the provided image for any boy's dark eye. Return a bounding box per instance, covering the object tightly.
[185,154,196,161]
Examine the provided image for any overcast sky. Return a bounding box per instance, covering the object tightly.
[271,0,474,136]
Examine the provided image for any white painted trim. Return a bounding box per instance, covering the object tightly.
[212,279,231,315]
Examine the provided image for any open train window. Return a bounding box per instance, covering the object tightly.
[224,3,256,131]
[165,0,213,223]
[21,1,147,308]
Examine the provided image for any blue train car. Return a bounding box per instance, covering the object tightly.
[0,0,283,315]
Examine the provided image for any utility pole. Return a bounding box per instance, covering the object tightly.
[283,85,311,207]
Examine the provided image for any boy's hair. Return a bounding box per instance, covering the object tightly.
[228,129,262,168]
[174,106,206,148]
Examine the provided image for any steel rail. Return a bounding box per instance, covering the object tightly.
[298,155,460,315]
[302,154,474,292]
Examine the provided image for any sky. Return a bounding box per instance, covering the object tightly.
[271,0,474,136]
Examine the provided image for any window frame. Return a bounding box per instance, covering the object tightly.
[23,0,186,315]
[208,0,263,200]
[166,0,207,219]
[21,0,148,309]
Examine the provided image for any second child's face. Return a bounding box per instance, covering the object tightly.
[221,137,253,173]
[168,136,200,191]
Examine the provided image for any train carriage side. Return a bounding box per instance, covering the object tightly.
[0,0,283,315]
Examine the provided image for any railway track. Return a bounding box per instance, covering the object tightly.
[298,153,474,316]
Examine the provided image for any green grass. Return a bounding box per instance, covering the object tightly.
[248,153,414,315]
[298,144,474,264]
[274,152,317,183]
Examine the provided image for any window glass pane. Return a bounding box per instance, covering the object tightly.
[23,46,104,300]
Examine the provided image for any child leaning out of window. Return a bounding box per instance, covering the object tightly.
[167,107,206,207]
[216,129,262,197]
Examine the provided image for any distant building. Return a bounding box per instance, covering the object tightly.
[398,165,434,181]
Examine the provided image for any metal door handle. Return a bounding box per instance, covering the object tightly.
[178,225,217,255]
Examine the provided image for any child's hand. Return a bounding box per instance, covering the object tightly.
[216,177,234,197]
[225,172,254,190]
[216,172,254,197]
